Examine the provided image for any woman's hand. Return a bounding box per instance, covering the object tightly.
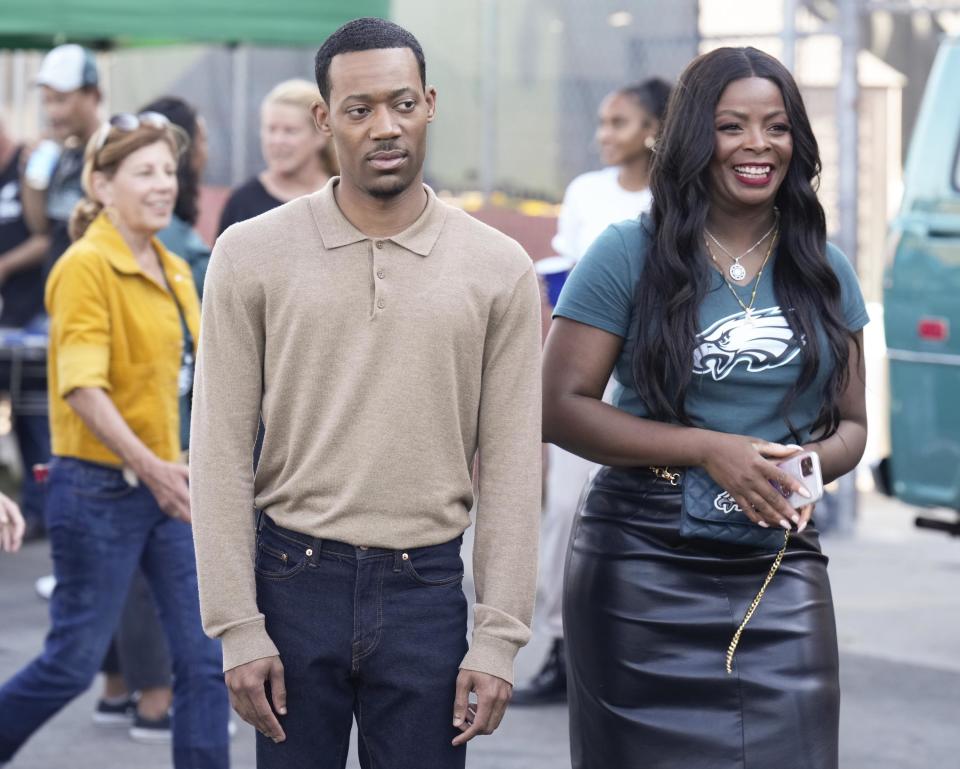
[0,493,26,553]
[794,503,815,534]
[139,458,192,523]
[699,433,811,530]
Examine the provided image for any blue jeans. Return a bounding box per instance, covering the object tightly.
[0,352,51,527]
[0,458,230,768]
[254,513,468,769]
[13,412,50,527]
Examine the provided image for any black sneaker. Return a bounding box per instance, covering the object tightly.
[511,638,568,705]
[129,711,172,744]
[92,697,136,727]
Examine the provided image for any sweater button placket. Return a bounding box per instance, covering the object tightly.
[373,240,385,311]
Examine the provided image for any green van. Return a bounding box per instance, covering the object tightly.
[881,37,960,536]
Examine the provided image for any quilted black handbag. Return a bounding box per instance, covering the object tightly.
[679,465,787,552]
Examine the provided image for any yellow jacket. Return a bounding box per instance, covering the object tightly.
[46,212,201,466]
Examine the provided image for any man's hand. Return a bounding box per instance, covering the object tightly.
[0,493,25,553]
[451,669,512,746]
[225,655,287,743]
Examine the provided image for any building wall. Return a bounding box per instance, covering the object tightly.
[393,0,698,199]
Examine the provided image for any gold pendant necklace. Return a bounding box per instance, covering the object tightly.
[705,214,778,282]
[706,227,778,326]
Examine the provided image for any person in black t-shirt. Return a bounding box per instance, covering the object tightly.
[0,118,52,541]
[217,79,337,235]
[0,126,48,327]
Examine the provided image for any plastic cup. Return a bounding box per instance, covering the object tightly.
[535,256,577,307]
[24,140,62,191]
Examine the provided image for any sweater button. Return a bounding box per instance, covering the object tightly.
[376,269,385,279]
[375,240,384,249]
[377,298,385,309]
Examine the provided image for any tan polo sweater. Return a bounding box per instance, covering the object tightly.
[190,180,542,684]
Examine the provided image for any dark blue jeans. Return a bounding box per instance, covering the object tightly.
[255,513,468,769]
[0,458,230,768]
[0,356,52,527]
[12,412,50,527]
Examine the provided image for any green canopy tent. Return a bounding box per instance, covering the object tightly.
[0,0,390,184]
[0,0,389,47]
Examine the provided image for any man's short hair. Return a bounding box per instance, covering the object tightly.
[314,17,426,103]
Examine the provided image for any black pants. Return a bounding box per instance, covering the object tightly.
[101,569,173,692]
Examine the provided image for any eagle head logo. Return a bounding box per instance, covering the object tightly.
[692,306,801,381]
[714,490,743,515]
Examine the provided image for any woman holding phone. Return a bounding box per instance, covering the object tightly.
[544,47,867,769]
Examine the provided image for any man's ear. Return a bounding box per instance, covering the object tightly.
[425,86,438,124]
[312,100,332,137]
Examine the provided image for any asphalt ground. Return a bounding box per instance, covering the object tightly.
[1,490,958,769]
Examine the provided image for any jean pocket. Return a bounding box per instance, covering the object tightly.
[403,549,464,587]
[72,471,138,501]
[254,534,308,580]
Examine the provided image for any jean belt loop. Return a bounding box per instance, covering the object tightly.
[255,508,264,532]
[393,550,402,573]
[313,538,324,562]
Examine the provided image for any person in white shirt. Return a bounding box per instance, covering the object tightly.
[514,77,672,705]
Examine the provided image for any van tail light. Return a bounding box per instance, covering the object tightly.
[918,317,949,342]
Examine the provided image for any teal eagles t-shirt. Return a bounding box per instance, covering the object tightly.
[553,215,869,444]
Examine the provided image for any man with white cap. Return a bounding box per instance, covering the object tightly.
[9,45,100,546]
[22,43,102,268]
[8,44,100,549]
[0,45,100,560]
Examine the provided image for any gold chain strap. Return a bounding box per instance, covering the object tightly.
[725,531,790,674]
[648,465,790,673]
[648,466,681,486]
[706,226,779,316]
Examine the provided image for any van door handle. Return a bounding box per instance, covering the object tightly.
[926,228,960,239]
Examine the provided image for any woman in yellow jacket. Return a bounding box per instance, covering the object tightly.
[0,114,230,769]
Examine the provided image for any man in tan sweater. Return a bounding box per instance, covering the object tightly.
[190,17,542,769]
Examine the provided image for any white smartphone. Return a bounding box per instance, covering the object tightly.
[775,451,824,509]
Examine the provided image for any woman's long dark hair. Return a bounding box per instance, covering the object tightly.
[634,46,856,440]
[140,96,201,225]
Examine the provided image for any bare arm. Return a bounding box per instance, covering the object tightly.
[805,333,867,483]
[0,234,50,284]
[64,387,190,521]
[20,184,49,236]
[543,317,811,530]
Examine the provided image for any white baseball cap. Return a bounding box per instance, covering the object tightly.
[35,44,99,93]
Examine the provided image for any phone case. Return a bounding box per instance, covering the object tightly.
[775,451,824,508]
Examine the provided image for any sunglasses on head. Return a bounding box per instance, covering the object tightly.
[94,111,171,152]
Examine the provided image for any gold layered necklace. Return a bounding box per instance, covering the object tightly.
[705,226,778,326]
[705,211,779,281]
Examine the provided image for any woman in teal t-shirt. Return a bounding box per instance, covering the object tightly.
[544,48,867,769]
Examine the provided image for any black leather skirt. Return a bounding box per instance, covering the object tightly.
[563,466,839,769]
